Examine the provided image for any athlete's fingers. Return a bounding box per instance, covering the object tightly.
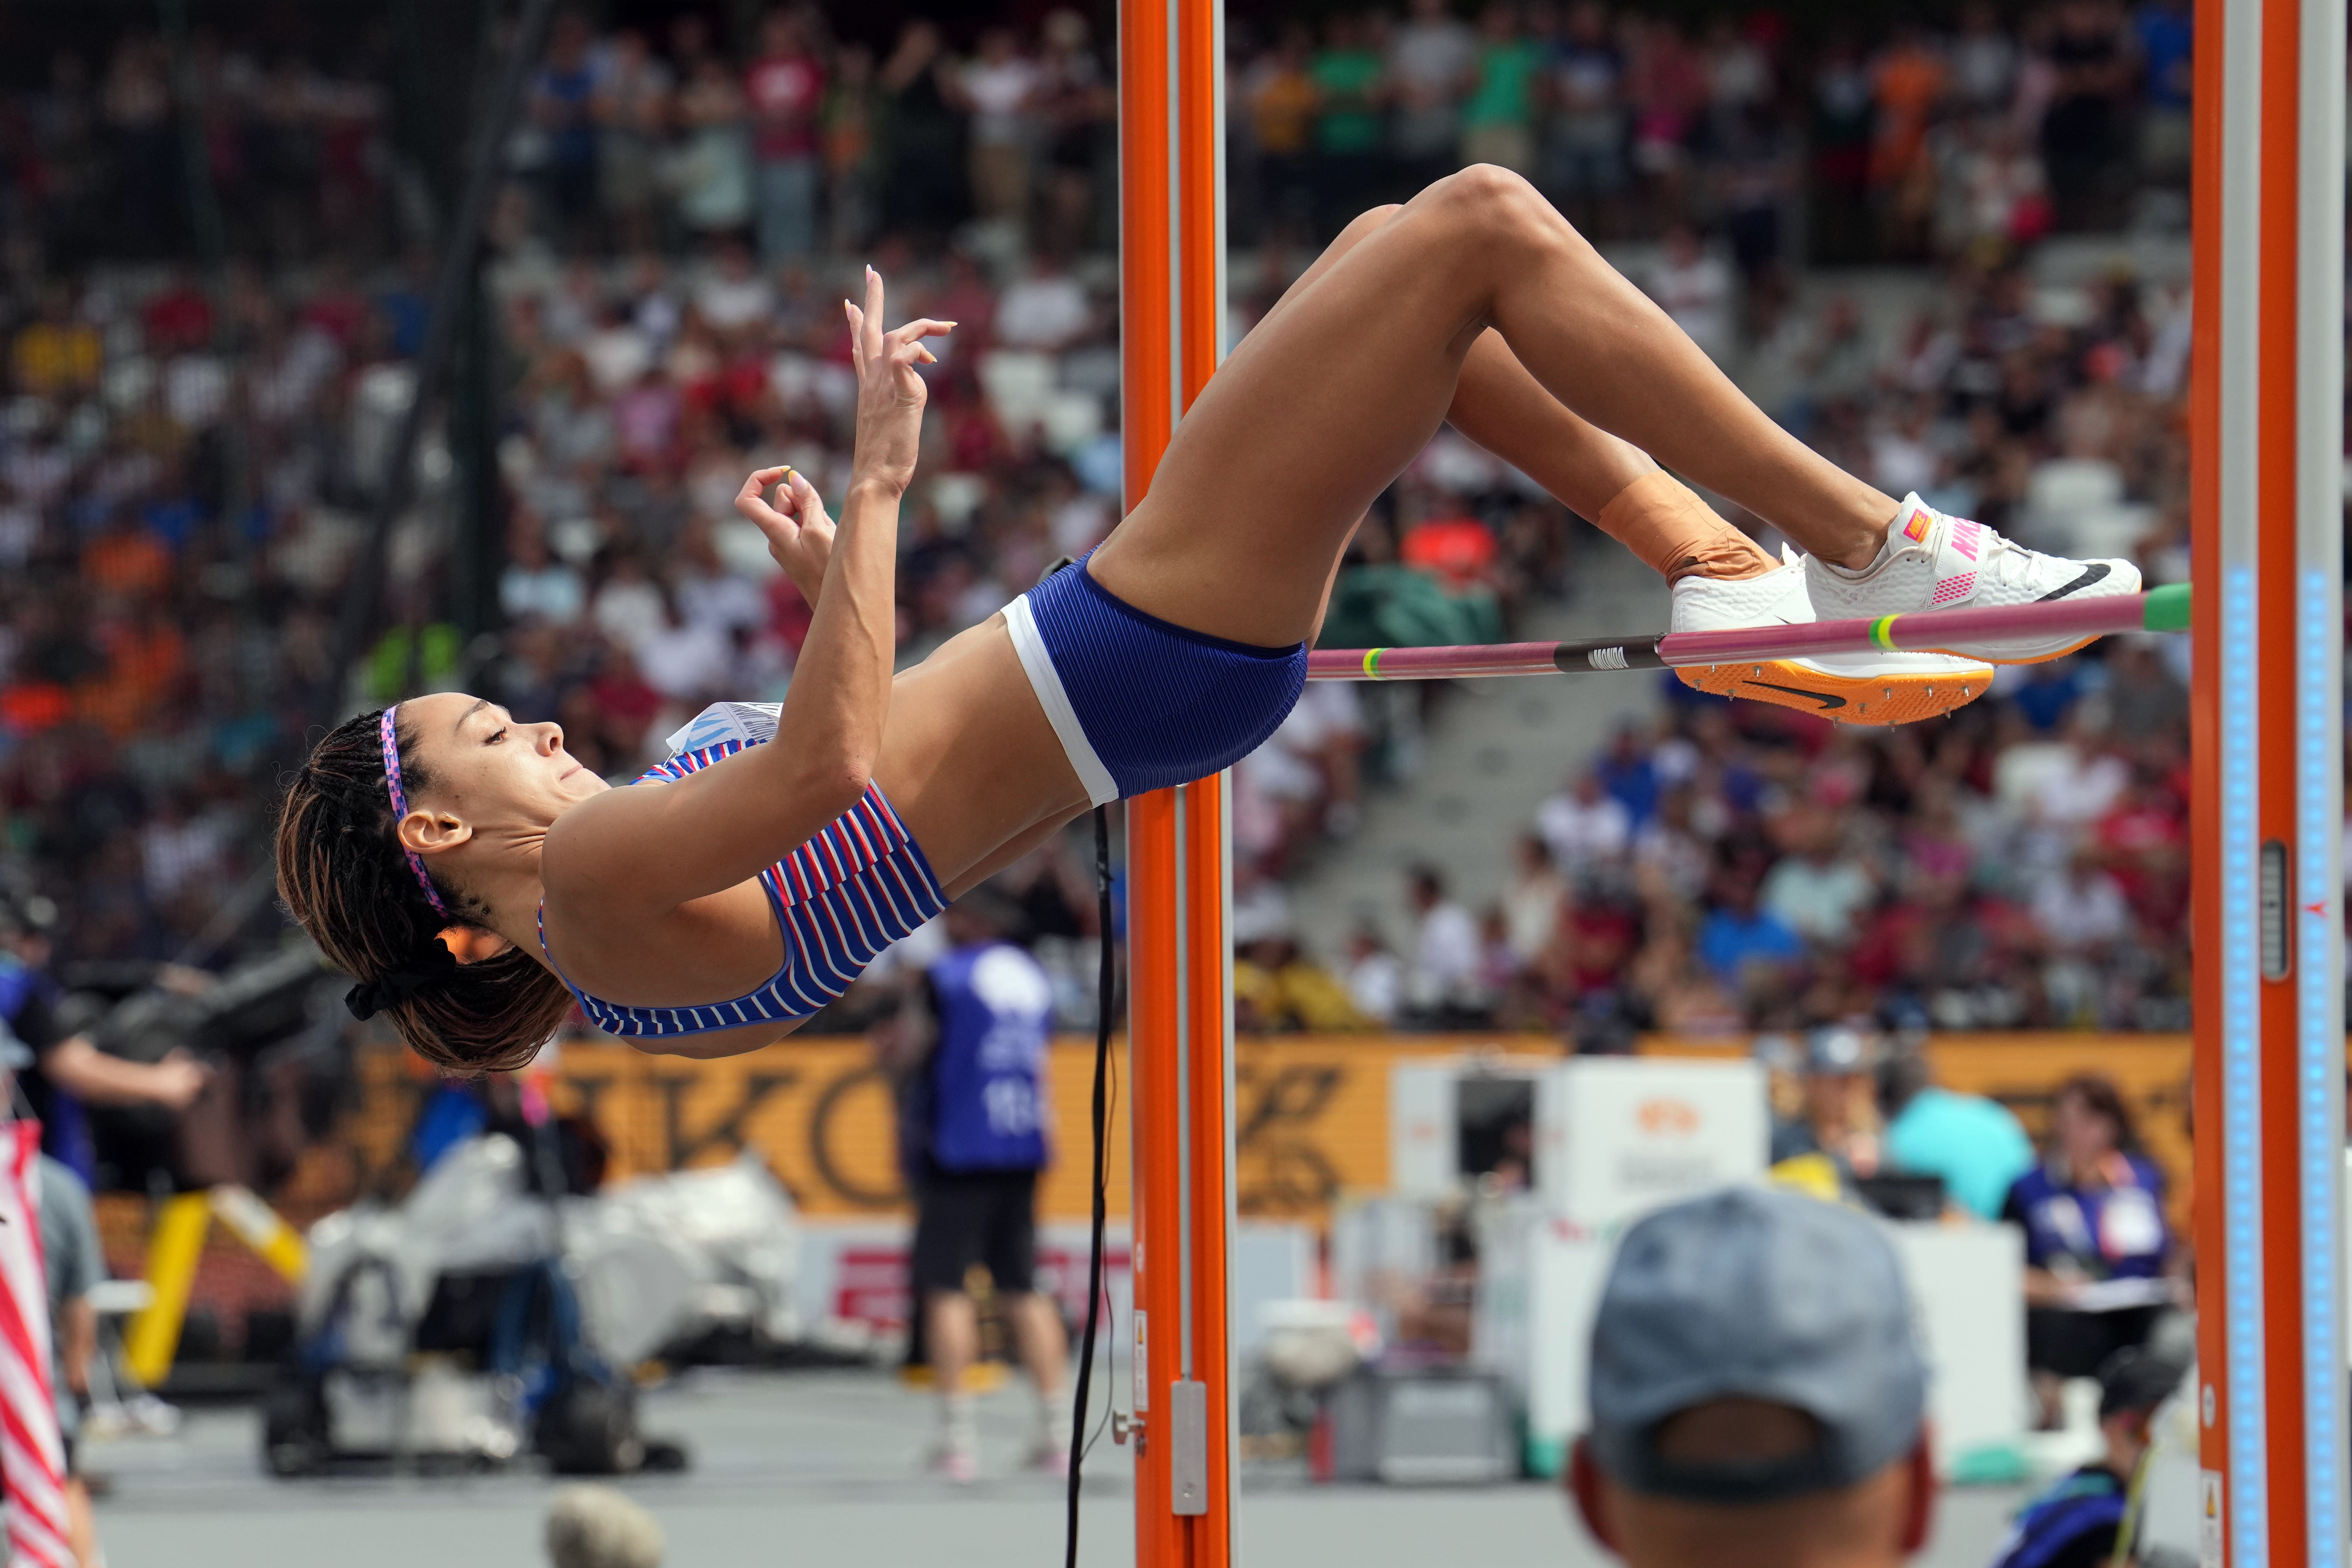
[844,300,866,375]
[783,467,828,520]
[860,266,887,366]
[734,465,796,528]
[884,318,956,349]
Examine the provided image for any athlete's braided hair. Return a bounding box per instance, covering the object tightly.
[276,709,572,1074]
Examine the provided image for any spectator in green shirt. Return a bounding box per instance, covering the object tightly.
[1461,4,1543,176]
[1311,15,1388,236]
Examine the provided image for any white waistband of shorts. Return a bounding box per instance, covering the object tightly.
[1003,592,1119,807]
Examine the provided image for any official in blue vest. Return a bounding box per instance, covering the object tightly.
[875,887,1069,1484]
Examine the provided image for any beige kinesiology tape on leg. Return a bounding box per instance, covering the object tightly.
[1594,471,1778,584]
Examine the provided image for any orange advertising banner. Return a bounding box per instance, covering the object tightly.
[331,1032,2193,1229]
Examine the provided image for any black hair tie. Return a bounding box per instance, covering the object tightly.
[345,941,459,1020]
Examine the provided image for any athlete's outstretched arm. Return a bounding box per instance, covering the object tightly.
[547,269,952,907]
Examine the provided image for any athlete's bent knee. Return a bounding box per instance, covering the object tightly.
[1430,163,1556,252]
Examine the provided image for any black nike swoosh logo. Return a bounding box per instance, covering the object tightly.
[1743,680,1847,711]
[2037,564,2112,602]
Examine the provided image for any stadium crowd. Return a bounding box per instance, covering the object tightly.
[0,2,2248,1044]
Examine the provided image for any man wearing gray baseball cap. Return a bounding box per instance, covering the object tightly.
[1569,1185,1938,1566]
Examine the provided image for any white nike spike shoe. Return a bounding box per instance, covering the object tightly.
[1804,494,2142,664]
[1672,552,1992,727]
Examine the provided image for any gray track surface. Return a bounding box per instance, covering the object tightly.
[88,1370,2025,1567]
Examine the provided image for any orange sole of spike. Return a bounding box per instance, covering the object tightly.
[1676,660,1989,727]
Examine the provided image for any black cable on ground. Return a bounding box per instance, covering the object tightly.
[1065,805,1114,1568]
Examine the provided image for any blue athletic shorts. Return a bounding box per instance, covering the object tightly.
[1003,559,1308,803]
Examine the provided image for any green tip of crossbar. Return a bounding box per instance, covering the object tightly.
[2142,582,2191,633]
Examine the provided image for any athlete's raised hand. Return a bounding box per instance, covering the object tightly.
[734,464,833,605]
[844,265,953,496]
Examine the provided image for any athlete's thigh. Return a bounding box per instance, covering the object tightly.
[875,616,1092,886]
[1088,189,1493,648]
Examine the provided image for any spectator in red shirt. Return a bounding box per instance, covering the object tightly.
[1400,507,1499,589]
[140,268,213,353]
[746,9,827,266]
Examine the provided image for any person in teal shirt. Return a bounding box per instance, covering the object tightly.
[1880,1052,2035,1220]
[1311,15,1387,235]
[1460,4,1542,175]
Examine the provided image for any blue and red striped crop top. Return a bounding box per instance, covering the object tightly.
[535,737,947,1038]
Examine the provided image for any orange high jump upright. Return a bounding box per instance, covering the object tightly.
[1120,0,1236,1563]
[2188,0,2346,1560]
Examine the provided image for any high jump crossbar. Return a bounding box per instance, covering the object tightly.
[1306,583,2190,682]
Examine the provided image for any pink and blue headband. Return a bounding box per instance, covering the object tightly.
[379,705,450,918]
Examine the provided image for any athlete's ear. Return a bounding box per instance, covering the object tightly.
[400,808,474,858]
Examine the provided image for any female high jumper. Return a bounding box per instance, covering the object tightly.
[278,170,2136,1072]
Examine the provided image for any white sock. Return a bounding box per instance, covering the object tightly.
[942,1391,977,1447]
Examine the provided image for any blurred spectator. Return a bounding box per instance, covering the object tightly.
[1991,1345,2186,1568]
[1877,1048,2036,1220]
[1389,0,1475,194]
[1234,935,1370,1033]
[672,50,754,240]
[2032,848,2130,952]
[1460,5,1542,178]
[1502,833,1566,967]
[994,255,1092,350]
[879,22,967,246]
[1869,24,1945,258]
[2042,0,2134,230]
[822,44,885,255]
[1343,925,1405,1026]
[1758,811,1873,947]
[2134,0,2195,185]
[961,28,1041,228]
[1032,12,1112,255]
[530,13,602,251]
[1949,0,2021,113]
[746,8,827,266]
[1406,864,1484,1025]
[1570,1188,1934,1568]
[592,30,672,255]
[1768,1026,1878,1174]
[1247,25,1322,238]
[1311,15,1387,237]
[2001,1073,2178,1427]
[1537,769,1631,878]
[1543,3,1626,234]
[1695,858,1804,992]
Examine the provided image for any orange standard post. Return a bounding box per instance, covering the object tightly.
[1122,0,1236,1561]
[2191,0,2350,1558]
[1172,0,1238,1559]
[2253,0,2307,1558]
